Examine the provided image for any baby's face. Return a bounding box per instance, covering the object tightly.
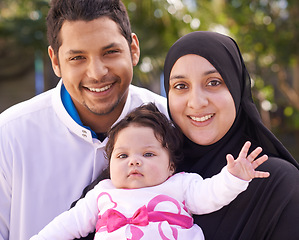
[110,125,174,189]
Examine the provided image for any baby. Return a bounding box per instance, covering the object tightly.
[31,103,269,240]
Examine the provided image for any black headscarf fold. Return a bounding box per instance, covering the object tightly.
[164,31,299,240]
[164,31,298,177]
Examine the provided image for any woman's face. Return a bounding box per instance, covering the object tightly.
[168,54,236,145]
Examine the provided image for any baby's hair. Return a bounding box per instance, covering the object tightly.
[105,103,183,173]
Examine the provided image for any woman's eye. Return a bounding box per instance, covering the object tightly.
[207,79,221,86]
[144,152,154,157]
[173,83,187,90]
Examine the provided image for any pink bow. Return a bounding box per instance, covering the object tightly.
[97,205,149,233]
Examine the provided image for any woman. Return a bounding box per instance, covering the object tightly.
[164,31,299,240]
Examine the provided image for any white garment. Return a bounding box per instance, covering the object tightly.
[0,80,168,240]
[30,168,249,240]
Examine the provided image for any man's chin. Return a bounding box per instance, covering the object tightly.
[85,103,118,116]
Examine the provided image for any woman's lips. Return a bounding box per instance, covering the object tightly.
[189,113,215,122]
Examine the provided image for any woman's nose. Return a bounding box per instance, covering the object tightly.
[187,88,208,109]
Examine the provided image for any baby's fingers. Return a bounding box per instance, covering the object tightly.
[226,154,235,167]
[238,141,251,159]
[253,170,270,178]
[252,154,268,169]
[247,146,263,163]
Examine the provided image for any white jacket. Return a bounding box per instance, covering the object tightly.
[0,80,168,240]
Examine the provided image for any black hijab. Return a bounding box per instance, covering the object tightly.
[164,31,299,240]
[164,31,298,177]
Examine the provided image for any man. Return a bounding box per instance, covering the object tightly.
[0,0,167,239]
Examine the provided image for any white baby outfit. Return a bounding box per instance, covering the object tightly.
[31,167,248,240]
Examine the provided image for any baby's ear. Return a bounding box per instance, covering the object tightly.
[169,163,175,175]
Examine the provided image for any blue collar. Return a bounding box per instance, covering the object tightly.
[61,84,97,138]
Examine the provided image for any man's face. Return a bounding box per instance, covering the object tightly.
[48,17,140,127]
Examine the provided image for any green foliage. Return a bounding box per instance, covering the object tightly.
[0,0,49,49]
[0,0,298,158]
[225,0,298,66]
[1,0,299,136]
[123,0,198,86]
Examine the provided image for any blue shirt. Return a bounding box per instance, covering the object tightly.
[61,84,98,138]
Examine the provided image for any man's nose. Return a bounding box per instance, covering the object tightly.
[86,57,108,80]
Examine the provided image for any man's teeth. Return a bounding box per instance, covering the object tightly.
[88,84,112,92]
[190,114,214,122]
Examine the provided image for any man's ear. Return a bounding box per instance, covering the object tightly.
[130,33,140,66]
[48,46,61,77]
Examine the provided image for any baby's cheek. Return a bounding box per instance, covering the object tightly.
[149,166,171,185]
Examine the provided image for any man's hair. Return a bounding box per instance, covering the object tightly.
[46,0,132,55]
[105,103,183,173]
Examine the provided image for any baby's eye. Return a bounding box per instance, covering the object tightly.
[143,152,155,157]
[118,154,128,159]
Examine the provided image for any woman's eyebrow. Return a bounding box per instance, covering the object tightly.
[203,69,219,75]
[170,75,185,81]
[170,69,219,81]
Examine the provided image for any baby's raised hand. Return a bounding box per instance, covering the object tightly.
[226,141,270,181]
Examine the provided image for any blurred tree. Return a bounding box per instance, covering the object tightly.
[220,0,299,150]
[123,0,198,91]
[0,0,48,49]
[0,0,57,89]
[125,1,298,115]
[123,0,299,158]
[0,0,298,157]
[224,0,299,108]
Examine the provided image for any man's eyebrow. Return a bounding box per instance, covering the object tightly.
[65,49,85,55]
[102,42,120,50]
[65,43,121,55]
